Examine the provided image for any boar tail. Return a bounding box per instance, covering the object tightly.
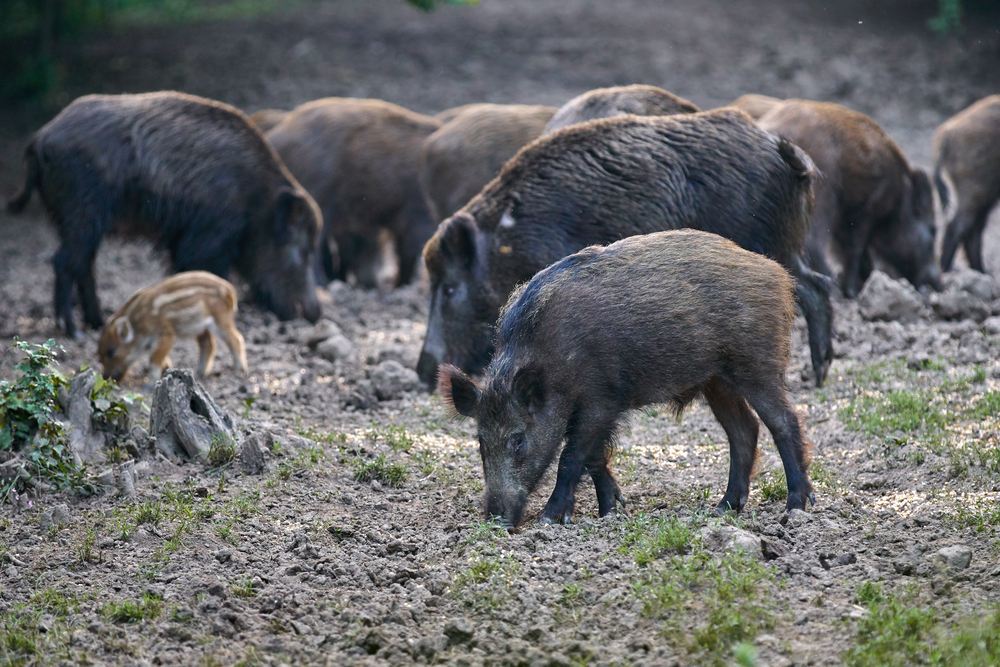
[934,163,957,223]
[6,144,40,214]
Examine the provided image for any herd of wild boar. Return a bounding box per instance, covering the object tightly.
[6,86,1000,526]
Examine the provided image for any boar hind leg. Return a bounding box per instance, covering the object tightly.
[704,378,759,513]
[961,205,993,273]
[217,318,248,376]
[542,407,618,525]
[743,384,815,511]
[941,207,984,272]
[793,259,834,387]
[590,463,626,517]
[196,331,217,378]
[76,253,103,331]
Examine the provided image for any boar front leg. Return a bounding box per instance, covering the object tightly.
[196,331,217,378]
[147,331,176,385]
[541,406,618,525]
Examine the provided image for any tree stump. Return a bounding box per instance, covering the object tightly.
[150,369,236,462]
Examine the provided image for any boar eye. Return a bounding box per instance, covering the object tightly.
[444,286,456,298]
[508,432,526,453]
[105,347,117,358]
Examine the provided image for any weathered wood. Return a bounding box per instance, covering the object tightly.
[150,369,235,462]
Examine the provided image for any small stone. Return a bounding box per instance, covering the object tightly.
[444,617,475,645]
[369,360,420,401]
[291,620,312,636]
[207,582,227,599]
[929,291,991,322]
[306,320,345,349]
[240,432,269,475]
[943,268,997,302]
[95,468,116,488]
[982,316,1000,336]
[858,271,926,323]
[700,525,761,557]
[195,487,209,498]
[416,634,447,659]
[360,628,388,653]
[39,504,72,532]
[893,546,923,575]
[316,334,356,363]
[760,538,789,561]
[934,545,972,570]
[4,566,18,579]
[780,508,812,528]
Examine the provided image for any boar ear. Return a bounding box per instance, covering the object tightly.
[440,213,478,270]
[438,364,480,418]
[512,364,545,415]
[114,318,134,343]
[273,186,316,243]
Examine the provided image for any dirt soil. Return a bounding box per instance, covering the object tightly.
[3,1,1000,665]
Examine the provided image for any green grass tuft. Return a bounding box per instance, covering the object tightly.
[352,453,408,487]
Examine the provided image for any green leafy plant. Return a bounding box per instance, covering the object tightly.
[207,433,237,467]
[0,339,67,452]
[352,453,408,487]
[101,592,163,623]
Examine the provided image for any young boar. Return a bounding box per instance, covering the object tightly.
[440,230,815,526]
[419,109,834,390]
[542,84,699,135]
[933,95,1000,273]
[265,98,442,288]
[6,91,322,338]
[98,272,248,384]
[725,94,782,120]
[419,104,557,223]
[758,99,941,297]
[248,108,289,133]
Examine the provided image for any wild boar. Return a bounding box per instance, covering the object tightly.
[265,98,442,287]
[726,94,782,120]
[6,91,322,338]
[542,84,699,134]
[98,271,248,384]
[418,109,833,390]
[758,99,941,297]
[248,108,289,133]
[933,95,1000,273]
[440,230,815,526]
[419,103,557,223]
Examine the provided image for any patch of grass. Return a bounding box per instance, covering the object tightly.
[0,610,41,664]
[352,453,408,487]
[106,446,131,463]
[412,449,436,475]
[631,544,777,665]
[232,575,257,599]
[297,425,347,445]
[947,497,1000,533]
[75,526,98,564]
[463,520,509,546]
[451,552,521,611]
[130,498,164,526]
[214,518,239,545]
[101,592,163,623]
[617,513,693,567]
[368,422,415,452]
[841,388,948,437]
[30,588,82,617]
[228,488,261,518]
[207,434,237,467]
[844,584,1000,666]
[756,469,787,503]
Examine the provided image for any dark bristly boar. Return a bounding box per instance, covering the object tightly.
[265,98,442,288]
[440,230,816,526]
[543,84,700,135]
[248,108,289,133]
[418,109,834,389]
[6,91,323,338]
[758,99,941,297]
[419,103,557,223]
[933,95,1000,273]
[725,94,782,120]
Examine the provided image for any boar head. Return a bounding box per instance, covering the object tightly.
[98,317,144,382]
[252,187,323,323]
[875,169,942,292]
[417,213,499,389]
[439,362,567,528]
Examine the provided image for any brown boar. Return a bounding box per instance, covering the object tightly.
[933,95,1000,273]
[5,91,323,338]
[542,84,699,134]
[758,99,941,297]
[418,103,557,223]
[265,98,442,287]
[98,271,248,384]
[248,109,289,133]
[440,230,815,526]
[726,94,782,120]
[419,109,834,390]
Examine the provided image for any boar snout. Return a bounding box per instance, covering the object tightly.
[485,486,529,528]
[416,350,440,390]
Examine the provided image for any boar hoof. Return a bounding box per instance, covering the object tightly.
[785,490,815,512]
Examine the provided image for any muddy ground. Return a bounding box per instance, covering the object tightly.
[3,1,1000,665]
